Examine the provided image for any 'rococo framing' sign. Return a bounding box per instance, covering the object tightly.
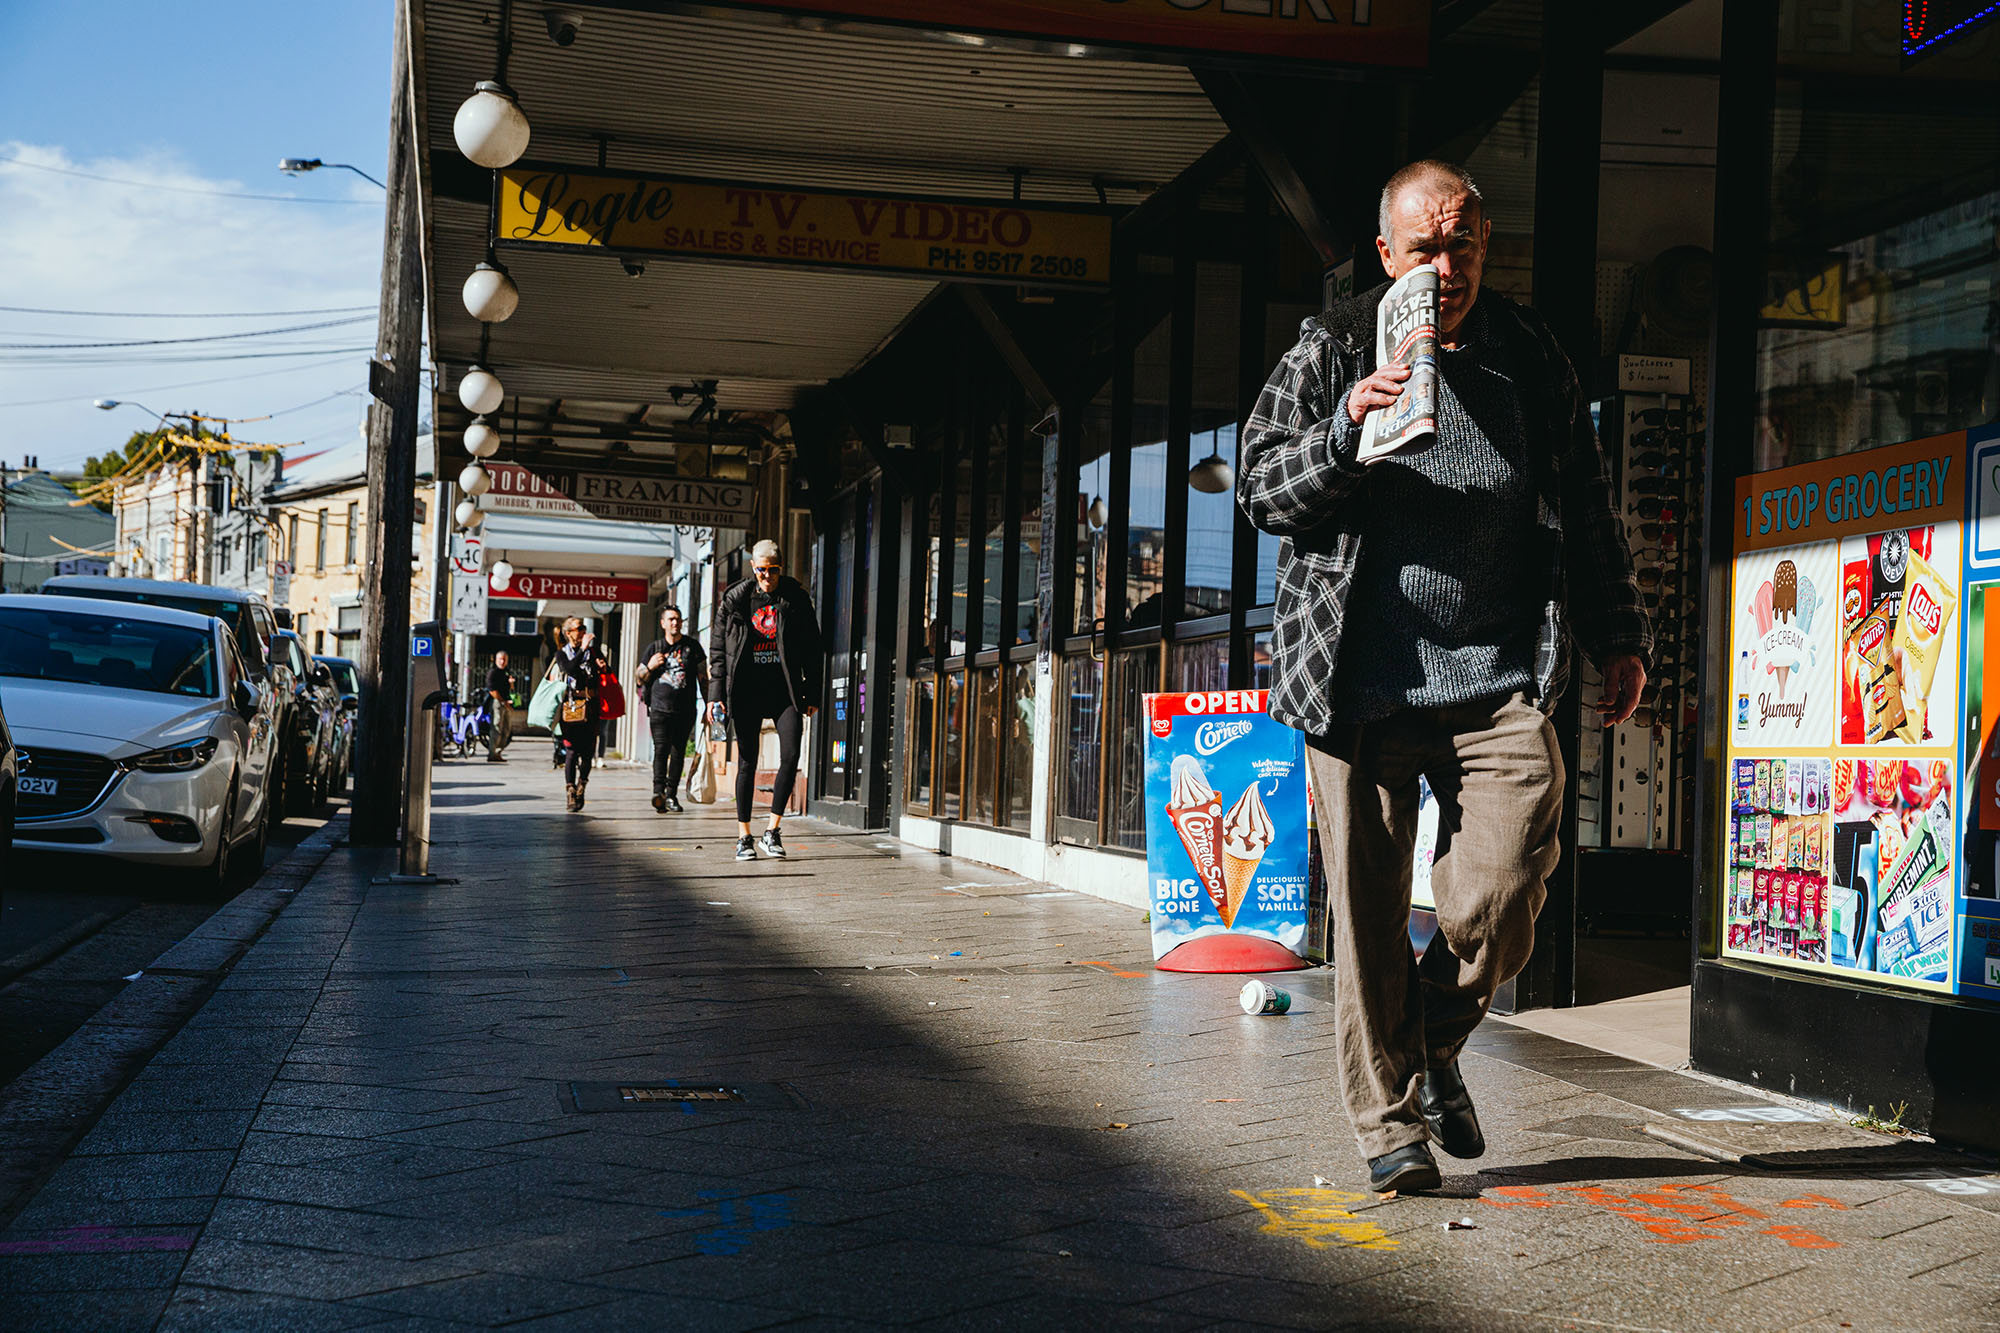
[495,165,1112,290]
[480,462,756,528]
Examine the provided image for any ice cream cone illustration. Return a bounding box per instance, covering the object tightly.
[1775,665,1790,696]
[1165,755,1223,905]
[1221,782,1275,929]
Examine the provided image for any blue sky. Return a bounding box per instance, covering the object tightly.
[0,1,396,469]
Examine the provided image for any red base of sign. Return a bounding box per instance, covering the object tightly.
[1155,934,1310,974]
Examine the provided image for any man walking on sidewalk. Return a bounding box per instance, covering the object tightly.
[636,605,707,812]
[485,650,515,762]
[1238,160,1651,1195]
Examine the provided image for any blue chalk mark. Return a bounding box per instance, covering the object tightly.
[659,1192,793,1256]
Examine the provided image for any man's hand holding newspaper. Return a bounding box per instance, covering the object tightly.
[1347,263,1440,465]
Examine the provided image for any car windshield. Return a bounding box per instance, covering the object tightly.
[326,663,359,694]
[0,609,218,698]
[54,586,251,646]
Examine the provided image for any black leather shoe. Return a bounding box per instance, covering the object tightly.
[1366,1142,1441,1194]
[1418,1059,1486,1160]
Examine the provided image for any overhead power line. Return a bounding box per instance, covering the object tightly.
[0,153,383,205]
[0,315,374,350]
[0,345,377,367]
[0,304,375,319]
[0,352,365,408]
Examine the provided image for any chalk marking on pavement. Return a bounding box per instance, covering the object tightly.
[0,1226,194,1254]
[1077,960,1149,979]
[1673,1106,1821,1123]
[1483,1182,1842,1248]
[659,1191,793,1256]
[1232,1188,1398,1252]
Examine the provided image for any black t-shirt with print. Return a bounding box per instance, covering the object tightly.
[740,588,789,705]
[641,637,705,715]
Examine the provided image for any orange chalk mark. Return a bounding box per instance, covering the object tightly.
[1077,961,1148,978]
[1779,1194,1850,1211]
[1484,1186,1557,1208]
[1760,1224,1840,1249]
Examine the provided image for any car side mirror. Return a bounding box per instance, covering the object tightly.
[233,679,260,720]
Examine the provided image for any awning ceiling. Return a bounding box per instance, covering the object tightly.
[414,0,1229,465]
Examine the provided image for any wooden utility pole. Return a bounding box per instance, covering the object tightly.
[352,0,425,846]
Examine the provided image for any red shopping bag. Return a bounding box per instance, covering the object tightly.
[597,668,627,720]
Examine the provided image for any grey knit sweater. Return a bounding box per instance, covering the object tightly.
[1329,304,1540,723]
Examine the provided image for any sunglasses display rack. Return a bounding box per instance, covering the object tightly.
[1578,359,1704,864]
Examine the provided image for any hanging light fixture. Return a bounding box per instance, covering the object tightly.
[1188,451,1235,494]
[452,81,530,169]
[455,498,484,528]
[464,417,500,458]
[1087,495,1108,528]
[459,462,492,497]
[462,260,519,323]
[458,365,504,415]
[490,558,514,592]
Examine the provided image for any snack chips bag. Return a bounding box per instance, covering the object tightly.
[1753,869,1771,923]
[1772,759,1789,810]
[1787,818,1806,870]
[1892,549,1958,744]
[1756,813,1774,867]
[1783,872,1802,928]
[1754,760,1772,810]
[1804,819,1822,873]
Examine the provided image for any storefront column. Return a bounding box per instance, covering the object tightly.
[617,601,642,760]
[860,469,901,828]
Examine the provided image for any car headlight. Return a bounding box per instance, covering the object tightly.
[125,737,220,773]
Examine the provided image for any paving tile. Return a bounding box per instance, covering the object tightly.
[0,1287,170,1332]
[157,1285,388,1332]
[348,1272,622,1324]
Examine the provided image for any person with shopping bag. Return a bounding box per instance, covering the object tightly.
[552,617,609,812]
[635,605,707,813]
[708,539,825,861]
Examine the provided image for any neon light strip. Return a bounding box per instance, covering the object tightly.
[1903,0,2000,53]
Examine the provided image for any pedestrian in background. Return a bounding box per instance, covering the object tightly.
[1239,160,1651,1195]
[553,616,609,812]
[637,605,707,813]
[485,649,514,762]
[709,539,824,861]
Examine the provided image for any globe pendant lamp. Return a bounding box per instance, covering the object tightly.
[453,81,530,169]
[459,462,492,497]
[1188,452,1235,494]
[458,365,504,415]
[462,261,518,323]
[464,418,500,458]
[490,559,514,592]
[455,499,483,529]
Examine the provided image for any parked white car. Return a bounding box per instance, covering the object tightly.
[0,594,278,891]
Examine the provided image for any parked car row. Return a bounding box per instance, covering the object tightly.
[0,577,364,896]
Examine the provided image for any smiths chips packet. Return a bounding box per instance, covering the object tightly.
[1892,549,1958,744]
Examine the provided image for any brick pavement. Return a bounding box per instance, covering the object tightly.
[3,760,1999,1330]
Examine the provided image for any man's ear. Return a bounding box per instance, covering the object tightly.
[1374,233,1396,278]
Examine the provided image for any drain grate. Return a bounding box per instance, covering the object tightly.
[562,1080,803,1114]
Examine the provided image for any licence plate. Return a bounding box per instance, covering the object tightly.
[19,776,57,796]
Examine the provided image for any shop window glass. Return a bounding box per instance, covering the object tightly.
[1186,260,1243,616]
[1756,65,2000,467]
[969,665,1002,826]
[1015,429,1043,646]
[1252,631,1276,692]
[1126,317,1171,627]
[1004,662,1036,830]
[981,416,1008,653]
[1073,398,1114,636]
[1172,637,1230,693]
[906,675,935,813]
[940,670,964,820]
[1103,645,1158,851]
[1054,655,1102,841]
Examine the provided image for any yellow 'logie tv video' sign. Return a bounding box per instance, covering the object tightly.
[495,165,1112,289]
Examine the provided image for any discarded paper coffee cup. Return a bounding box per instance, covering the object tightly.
[1240,980,1291,1015]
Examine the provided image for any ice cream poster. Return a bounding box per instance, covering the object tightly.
[1143,691,1309,963]
[1731,540,1838,745]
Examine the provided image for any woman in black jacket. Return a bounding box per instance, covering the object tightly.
[708,539,825,861]
[552,617,609,812]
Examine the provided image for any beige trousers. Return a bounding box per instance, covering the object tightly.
[1307,692,1564,1159]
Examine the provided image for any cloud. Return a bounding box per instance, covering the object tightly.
[0,143,389,469]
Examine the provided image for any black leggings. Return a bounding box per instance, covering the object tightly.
[650,711,696,795]
[561,721,595,787]
[731,699,802,822]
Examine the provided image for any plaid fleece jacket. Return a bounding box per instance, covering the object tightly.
[1237,285,1652,735]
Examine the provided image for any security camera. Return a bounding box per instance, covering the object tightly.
[621,257,646,278]
[544,9,583,45]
